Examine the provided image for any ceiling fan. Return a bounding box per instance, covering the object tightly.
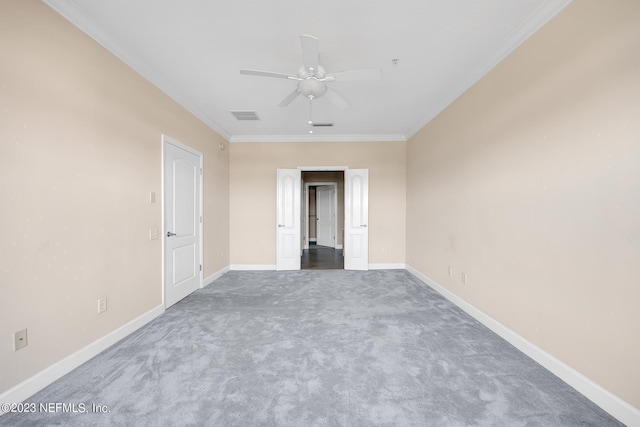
[240,34,382,111]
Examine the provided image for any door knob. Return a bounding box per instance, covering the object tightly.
[278,224,285,228]
[167,231,177,237]
[360,224,367,228]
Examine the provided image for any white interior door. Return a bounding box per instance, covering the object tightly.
[316,186,334,247]
[276,169,301,270]
[344,169,369,270]
[163,137,202,308]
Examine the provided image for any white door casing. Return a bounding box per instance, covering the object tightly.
[344,169,369,270]
[163,136,202,308]
[316,185,334,247]
[276,169,301,270]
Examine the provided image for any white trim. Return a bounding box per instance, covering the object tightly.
[298,166,349,172]
[369,263,406,270]
[405,265,640,427]
[203,265,230,287]
[230,134,407,143]
[335,244,343,250]
[0,305,164,415]
[309,238,317,242]
[230,264,277,271]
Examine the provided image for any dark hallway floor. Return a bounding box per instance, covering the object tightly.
[301,244,343,270]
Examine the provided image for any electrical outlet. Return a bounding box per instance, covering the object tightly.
[14,329,28,351]
[461,272,467,285]
[98,297,107,314]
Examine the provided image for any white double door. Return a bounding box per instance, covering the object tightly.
[276,168,368,271]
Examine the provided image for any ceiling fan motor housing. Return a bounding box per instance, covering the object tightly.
[297,65,327,99]
[298,77,327,99]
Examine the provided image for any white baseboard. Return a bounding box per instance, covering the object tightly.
[229,264,277,271]
[309,238,317,242]
[203,265,230,287]
[335,244,343,250]
[405,265,640,427]
[0,304,164,415]
[369,263,406,270]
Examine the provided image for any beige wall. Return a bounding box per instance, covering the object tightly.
[406,0,640,408]
[0,1,229,394]
[230,142,406,266]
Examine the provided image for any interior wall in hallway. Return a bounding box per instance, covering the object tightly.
[309,187,317,239]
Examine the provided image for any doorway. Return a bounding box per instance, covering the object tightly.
[302,172,343,270]
[276,167,368,271]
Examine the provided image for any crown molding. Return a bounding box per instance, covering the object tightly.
[405,0,573,140]
[44,0,571,145]
[229,134,407,143]
[42,0,232,142]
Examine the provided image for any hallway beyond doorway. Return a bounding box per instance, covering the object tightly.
[301,244,344,270]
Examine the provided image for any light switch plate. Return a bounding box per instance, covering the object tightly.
[149,227,158,240]
[98,297,107,314]
[14,328,28,351]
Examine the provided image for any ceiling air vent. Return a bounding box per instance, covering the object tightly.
[230,110,260,121]
[311,123,334,127]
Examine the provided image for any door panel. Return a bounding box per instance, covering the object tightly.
[277,169,301,270]
[173,245,196,284]
[344,169,369,270]
[164,138,201,308]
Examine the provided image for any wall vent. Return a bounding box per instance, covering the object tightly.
[230,110,260,121]
[311,123,334,127]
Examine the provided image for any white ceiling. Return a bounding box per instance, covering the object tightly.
[44,0,571,142]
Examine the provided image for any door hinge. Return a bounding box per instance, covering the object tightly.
[200,168,203,175]
[200,265,202,271]
[200,216,202,223]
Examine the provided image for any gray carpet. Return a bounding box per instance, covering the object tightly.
[0,270,622,426]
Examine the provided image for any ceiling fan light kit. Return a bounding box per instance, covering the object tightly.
[240,34,382,129]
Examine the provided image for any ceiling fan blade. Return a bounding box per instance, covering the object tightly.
[300,34,320,73]
[324,88,349,110]
[328,68,382,81]
[240,69,299,80]
[278,89,300,107]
